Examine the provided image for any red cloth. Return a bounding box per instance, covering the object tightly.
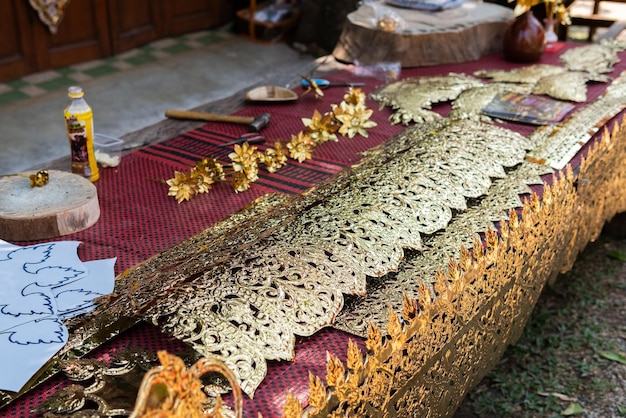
[3,44,625,418]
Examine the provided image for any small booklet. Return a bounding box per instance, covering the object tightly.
[482,92,576,125]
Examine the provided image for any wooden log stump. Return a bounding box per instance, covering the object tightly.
[333,1,514,67]
[0,170,100,241]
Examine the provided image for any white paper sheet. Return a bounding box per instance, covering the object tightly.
[0,239,115,392]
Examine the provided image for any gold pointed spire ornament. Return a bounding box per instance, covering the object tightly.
[130,351,242,418]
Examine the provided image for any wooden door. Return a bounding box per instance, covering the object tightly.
[0,0,236,82]
[30,0,111,71]
[108,0,165,54]
[0,0,35,82]
[161,0,235,36]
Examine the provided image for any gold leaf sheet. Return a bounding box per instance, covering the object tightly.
[559,40,625,74]
[532,71,589,102]
[371,74,484,124]
[448,82,532,121]
[528,72,626,169]
[475,64,567,84]
[333,160,553,336]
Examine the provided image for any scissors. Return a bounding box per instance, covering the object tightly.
[301,78,365,89]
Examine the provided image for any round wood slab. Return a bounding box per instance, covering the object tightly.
[333,2,514,67]
[0,170,100,241]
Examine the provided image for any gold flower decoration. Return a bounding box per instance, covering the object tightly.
[302,110,339,145]
[165,86,379,201]
[510,0,570,24]
[190,158,224,194]
[229,142,259,182]
[262,141,289,173]
[332,101,378,138]
[301,76,324,98]
[196,158,225,182]
[343,87,367,107]
[231,171,251,193]
[29,170,49,187]
[287,131,316,162]
[166,170,197,203]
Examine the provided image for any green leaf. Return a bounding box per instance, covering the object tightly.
[618,405,626,416]
[561,402,584,415]
[607,251,626,261]
[599,351,626,365]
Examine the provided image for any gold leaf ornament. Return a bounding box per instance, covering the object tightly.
[261,141,289,173]
[372,74,484,125]
[287,131,315,162]
[231,171,252,193]
[167,171,197,203]
[301,76,324,98]
[130,351,242,418]
[166,158,226,203]
[302,109,339,144]
[228,142,259,182]
[332,101,377,138]
[343,87,367,106]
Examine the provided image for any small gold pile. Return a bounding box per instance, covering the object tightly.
[30,170,49,187]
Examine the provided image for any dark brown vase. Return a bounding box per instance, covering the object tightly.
[503,11,546,62]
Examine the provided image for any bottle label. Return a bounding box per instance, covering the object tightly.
[64,109,99,182]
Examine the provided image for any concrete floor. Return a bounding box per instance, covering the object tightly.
[0,32,320,176]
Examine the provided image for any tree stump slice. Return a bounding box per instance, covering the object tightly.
[0,170,100,241]
[333,2,514,67]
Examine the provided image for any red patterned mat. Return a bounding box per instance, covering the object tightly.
[4,44,625,417]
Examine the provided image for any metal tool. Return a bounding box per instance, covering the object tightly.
[201,129,265,147]
[219,132,265,147]
[164,110,271,132]
[300,78,365,89]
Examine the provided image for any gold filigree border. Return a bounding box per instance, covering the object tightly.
[283,117,626,417]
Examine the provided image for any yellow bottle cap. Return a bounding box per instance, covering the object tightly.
[68,86,84,99]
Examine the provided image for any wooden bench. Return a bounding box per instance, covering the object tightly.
[561,0,626,41]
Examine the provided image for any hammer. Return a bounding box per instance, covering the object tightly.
[164,109,270,132]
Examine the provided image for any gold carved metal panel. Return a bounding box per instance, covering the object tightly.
[57,118,531,398]
[285,117,626,417]
[138,118,531,396]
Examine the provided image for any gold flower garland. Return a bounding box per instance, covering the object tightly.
[165,88,377,202]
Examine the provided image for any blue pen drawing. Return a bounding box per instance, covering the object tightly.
[2,317,66,345]
[0,243,55,268]
[29,265,86,287]
[0,243,85,320]
[55,288,103,318]
[0,239,116,392]
[0,285,54,318]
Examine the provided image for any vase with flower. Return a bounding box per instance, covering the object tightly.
[503,0,571,62]
[541,0,571,44]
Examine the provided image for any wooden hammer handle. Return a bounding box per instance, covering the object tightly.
[165,109,254,125]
